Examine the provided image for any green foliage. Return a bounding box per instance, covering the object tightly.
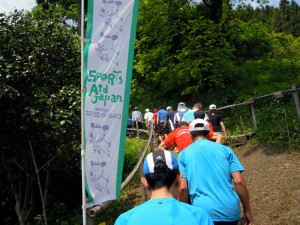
[34,0,81,23]
[0,11,81,156]
[236,0,300,37]
[134,0,241,107]
[221,105,255,136]
[123,138,146,179]
[0,10,81,149]
[232,20,273,62]
[218,93,300,149]
[253,96,300,146]
[132,0,300,109]
[233,33,300,102]
[0,10,81,224]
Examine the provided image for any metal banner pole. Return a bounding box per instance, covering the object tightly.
[81,0,86,224]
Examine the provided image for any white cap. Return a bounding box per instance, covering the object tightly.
[178,102,186,108]
[166,106,172,110]
[189,119,210,131]
[209,104,217,110]
[177,102,187,112]
[145,108,150,112]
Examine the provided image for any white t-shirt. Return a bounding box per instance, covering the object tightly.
[144,112,154,125]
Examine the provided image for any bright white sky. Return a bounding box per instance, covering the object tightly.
[0,0,36,13]
[0,0,300,13]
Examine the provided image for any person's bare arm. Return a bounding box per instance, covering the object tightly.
[232,171,253,225]
[212,132,223,144]
[220,121,227,140]
[178,177,190,203]
[157,142,168,150]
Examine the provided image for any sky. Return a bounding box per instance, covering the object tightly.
[0,0,300,13]
[0,0,36,13]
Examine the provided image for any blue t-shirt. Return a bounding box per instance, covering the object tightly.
[114,197,213,225]
[178,139,244,222]
[157,109,168,123]
[183,109,195,122]
[127,115,132,126]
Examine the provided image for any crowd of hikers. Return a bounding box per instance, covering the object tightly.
[130,102,227,145]
[121,102,253,225]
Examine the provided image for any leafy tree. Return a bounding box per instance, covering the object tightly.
[133,0,274,107]
[133,0,197,107]
[0,10,81,225]
[232,33,300,101]
[202,0,224,22]
[34,0,88,35]
[231,20,273,62]
[235,0,300,37]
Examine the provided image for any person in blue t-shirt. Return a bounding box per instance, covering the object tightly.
[178,119,253,225]
[114,150,213,225]
[183,102,209,123]
[156,105,169,141]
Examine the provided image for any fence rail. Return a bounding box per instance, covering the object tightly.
[218,85,300,146]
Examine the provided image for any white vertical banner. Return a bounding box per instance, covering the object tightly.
[83,0,139,205]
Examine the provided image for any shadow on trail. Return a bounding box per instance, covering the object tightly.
[242,142,298,157]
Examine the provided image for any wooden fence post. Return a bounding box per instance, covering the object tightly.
[250,102,258,132]
[135,119,140,138]
[149,124,154,152]
[292,85,300,122]
[139,148,147,202]
[86,199,94,225]
[86,213,94,225]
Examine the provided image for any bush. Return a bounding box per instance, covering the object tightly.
[123,138,146,180]
[253,96,300,147]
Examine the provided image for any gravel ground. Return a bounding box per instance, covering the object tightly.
[234,142,300,225]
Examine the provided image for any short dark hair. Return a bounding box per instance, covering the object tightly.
[190,130,209,139]
[194,110,206,119]
[178,121,188,127]
[144,161,179,190]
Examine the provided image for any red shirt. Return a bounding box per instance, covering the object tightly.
[153,113,158,125]
[207,121,214,140]
[163,126,193,152]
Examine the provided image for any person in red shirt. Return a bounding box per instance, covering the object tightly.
[158,121,193,153]
[152,108,158,130]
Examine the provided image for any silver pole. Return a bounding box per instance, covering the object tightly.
[80,0,86,224]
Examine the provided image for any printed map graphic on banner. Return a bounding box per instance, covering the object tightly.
[84,0,139,205]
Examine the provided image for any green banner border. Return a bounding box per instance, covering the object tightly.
[83,0,140,202]
[117,0,140,198]
[83,0,95,202]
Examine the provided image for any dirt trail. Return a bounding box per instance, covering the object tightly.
[234,143,300,225]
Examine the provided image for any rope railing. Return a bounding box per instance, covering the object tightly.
[217,86,300,111]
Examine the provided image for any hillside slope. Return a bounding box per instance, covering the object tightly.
[235,143,300,224]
